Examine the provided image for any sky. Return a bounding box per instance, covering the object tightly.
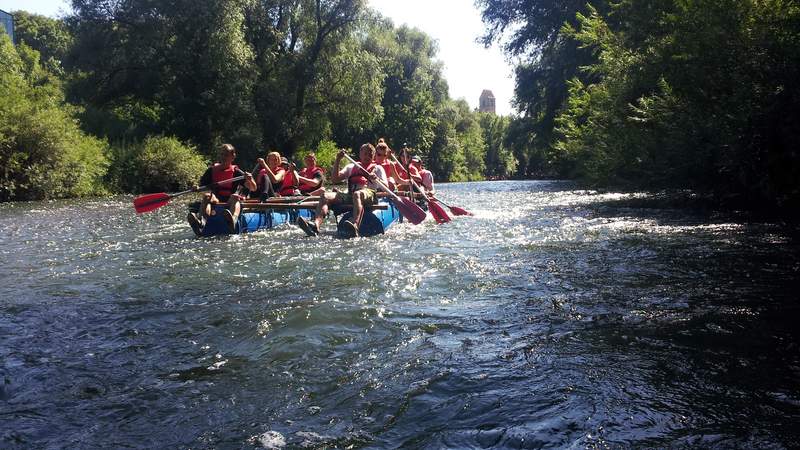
[2,0,517,115]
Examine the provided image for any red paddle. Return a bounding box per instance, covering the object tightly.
[390,154,450,224]
[433,197,472,216]
[132,174,248,213]
[341,154,427,225]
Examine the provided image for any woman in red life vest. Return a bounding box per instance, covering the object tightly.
[296,144,387,238]
[375,140,403,191]
[187,144,256,236]
[296,152,326,195]
[395,146,423,192]
[277,157,302,196]
[253,151,288,199]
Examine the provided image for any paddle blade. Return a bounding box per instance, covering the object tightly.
[448,205,472,216]
[427,200,451,224]
[393,197,427,225]
[133,192,171,213]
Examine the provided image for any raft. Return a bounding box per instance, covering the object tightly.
[193,203,314,237]
[190,196,402,237]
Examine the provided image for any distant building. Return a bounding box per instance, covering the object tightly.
[0,9,13,44]
[479,89,496,114]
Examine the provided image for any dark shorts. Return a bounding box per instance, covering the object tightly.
[335,188,376,206]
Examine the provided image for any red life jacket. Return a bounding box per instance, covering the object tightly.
[348,162,376,192]
[298,166,324,192]
[279,169,298,196]
[212,163,238,198]
[395,164,408,181]
[380,162,394,179]
[379,162,397,190]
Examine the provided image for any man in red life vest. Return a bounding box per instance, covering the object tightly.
[410,156,435,195]
[187,144,256,236]
[296,143,387,238]
[296,153,325,195]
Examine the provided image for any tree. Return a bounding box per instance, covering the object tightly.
[479,113,516,178]
[11,11,73,74]
[0,35,107,201]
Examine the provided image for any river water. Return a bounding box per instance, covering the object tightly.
[1,180,799,449]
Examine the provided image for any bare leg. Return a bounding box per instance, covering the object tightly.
[314,192,338,228]
[352,191,364,227]
[200,193,216,219]
[228,195,242,222]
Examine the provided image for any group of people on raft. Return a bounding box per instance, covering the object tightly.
[186,139,435,237]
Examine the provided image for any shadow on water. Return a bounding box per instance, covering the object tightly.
[1,182,799,448]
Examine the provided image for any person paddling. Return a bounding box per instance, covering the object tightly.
[397,146,423,189]
[253,152,288,199]
[375,139,403,191]
[277,157,301,196]
[410,156,435,195]
[187,144,256,236]
[296,143,387,238]
[296,152,326,195]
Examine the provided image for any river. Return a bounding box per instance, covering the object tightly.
[1,180,799,448]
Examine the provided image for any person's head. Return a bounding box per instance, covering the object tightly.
[219,144,236,164]
[410,155,423,169]
[304,153,317,168]
[266,151,281,168]
[280,157,290,169]
[375,142,390,163]
[359,143,376,163]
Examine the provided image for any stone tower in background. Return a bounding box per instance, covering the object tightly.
[479,89,496,114]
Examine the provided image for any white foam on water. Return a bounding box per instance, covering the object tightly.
[249,430,286,449]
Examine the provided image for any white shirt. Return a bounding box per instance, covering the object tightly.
[341,162,388,190]
[420,169,434,191]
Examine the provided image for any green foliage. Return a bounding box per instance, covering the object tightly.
[11,11,73,74]
[311,139,339,173]
[135,136,208,193]
[481,0,800,208]
[426,100,486,182]
[480,113,516,178]
[105,136,207,194]
[0,35,108,202]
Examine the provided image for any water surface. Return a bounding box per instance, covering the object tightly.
[1,181,799,448]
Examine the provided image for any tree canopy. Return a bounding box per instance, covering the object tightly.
[479,0,800,209]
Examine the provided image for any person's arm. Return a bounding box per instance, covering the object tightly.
[244,172,256,192]
[198,167,212,189]
[330,150,349,183]
[297,173,322,189]
[264,166,285,184]
[408,165,423,184]
[393,162,410,185]
[369,165,388,187]
[232,167,256,193]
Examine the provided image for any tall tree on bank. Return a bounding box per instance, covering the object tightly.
[480,0,800,209]
[67,0,380,160]
[477,0,605,177]
[11,11,73,74]
[0,34,107,201]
